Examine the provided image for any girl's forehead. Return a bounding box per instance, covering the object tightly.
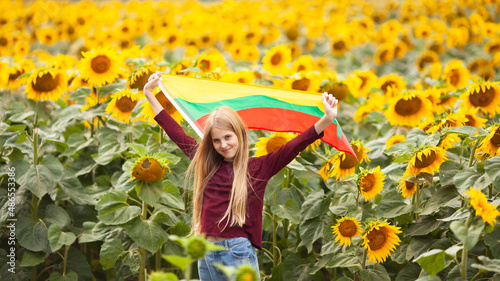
[210,126,235,138]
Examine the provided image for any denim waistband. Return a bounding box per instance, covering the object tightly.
[211,237,250,248]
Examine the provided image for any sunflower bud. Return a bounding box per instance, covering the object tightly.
[235,265,258,281]
[186,236,207,260]
[132,156,167,182]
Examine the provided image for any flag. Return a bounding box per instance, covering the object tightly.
[157,73,356,157]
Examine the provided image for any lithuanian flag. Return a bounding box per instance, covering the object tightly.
[157,73,356,157]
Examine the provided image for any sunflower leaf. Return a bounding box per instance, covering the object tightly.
[485,156,500,192]
[450,215,484,250]
[414,249,446,276]
[471,256,500,273]
[359,264,391,281]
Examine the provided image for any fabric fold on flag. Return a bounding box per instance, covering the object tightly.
[157,73,356,158]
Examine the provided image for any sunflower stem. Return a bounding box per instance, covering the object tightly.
[155,250,161,271]
[355,188,360,209]
[311,149,329,161]
[415,184,420,219]
[138,202,148,281]
[488,184,492,200]
[468,141,478,168]
[361,248,368,269]
[63,245,70,275]
[460,214,473,281]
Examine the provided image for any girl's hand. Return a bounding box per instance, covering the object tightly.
[144,72,162,97]
[322,92,338,120]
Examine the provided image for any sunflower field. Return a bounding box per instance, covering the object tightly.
[2,0,500,280]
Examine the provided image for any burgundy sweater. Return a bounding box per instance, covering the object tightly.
[154,109,323,248]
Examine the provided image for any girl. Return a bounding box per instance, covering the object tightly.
[143,73,338,281]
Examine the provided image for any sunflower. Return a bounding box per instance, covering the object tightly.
[394,41,408,59]
[78,46,123,87]
[426,111,469,134]
[439,133,461,150]
[131,155,168,182]
[35,27,59,45]
[484,40,500,55]
[81,90,107,111]
[283,71,321,93]
[262,44,292,75]
[255,132,295,157]
[398,177,418,198]
[291,55,315,74]
[331,36,350,57]
[105,89,142,124]
[128,64,158,92]
[321,81,350,101]
[403,146,448,179]
[170,59,195,77]
[362,221,401,264]
[386,135,406,150]
[7,59,35,90]
[196,50,226,75]
[476,125,500,161]
[0,61,8,88]
[384,90,434,127]
[459,107,488,129]
[430,86,458,114]
[416,50,440,72]
[328,141,370,180]
[162,28,185,50]
[25,64,68,102]
[357,166,385,202]
[414,23,433,38]
[13,40,30,60]
[220,71,256,84]
[140,86,183,125]
[458,81,500,116]
[378,73,406,97]
[233,264,258,281]
[353,93,385,122]
[442,59,470,89]
[346,70,378,98]
[465,187,500,226]
[374,43,394,65]
[332,216,363,247]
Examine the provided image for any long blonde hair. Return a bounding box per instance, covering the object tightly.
[187,106,250,235]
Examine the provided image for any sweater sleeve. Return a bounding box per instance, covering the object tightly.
[154,109,198,159]
[258,126,324,179]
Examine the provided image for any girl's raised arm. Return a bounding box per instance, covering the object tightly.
[143,72,164,115]
[314,92,338,135]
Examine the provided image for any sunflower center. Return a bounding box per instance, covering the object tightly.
[9,70,23,81]
[168,35,177,44]
[464,114,475,127]
[419,56,435,70]
[91,55,111,74]
[488,44,500,53]
[489,127,500,147]
[381,81,396,94]
[297,65,306,71]
[361,173,376,192]
[395,96,422,116]
[266,136,288,153]
[270,53,282,65]
[115,96,137,113]
[326,83,349,100]
[292,78,310,91]
[339,144,363,169]
[449,69,460,86]
[468,86,495,107]
[333,40,346,51]
[141,159,151,169]
[130,70,153,90]
[405,181,415,191]
[414,150,436,168]
[32,73,60,92]
[367,228,388,251]
[338,220,357,237]
[199,60,210,72]
[0,37,7,46]
[379,50,389,61]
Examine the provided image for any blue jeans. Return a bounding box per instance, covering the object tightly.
[197,237,260,281]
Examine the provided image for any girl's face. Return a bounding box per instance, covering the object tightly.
[210,127,239,161]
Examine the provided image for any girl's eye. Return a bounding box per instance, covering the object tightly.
[225,136,230,139]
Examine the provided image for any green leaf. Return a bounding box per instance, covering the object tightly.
[17,164,55,198]
[415,276,441,281]
[421,184,459,215]
[69,87,92,100]
[122,250,142,274]
[159,182,185,210]
[95,190,141,225]
[123,217,169,253]
[414,249,446,276]
[323,251,360,269]
[453,166,491,194]
[446,126,477,137]
[92,134,127,165]
[47,225,76,252]
[7,124,26,132]
[298,218,326,252]
[100,239,124,270]
[44,204,71,229]
[149,272,179,281]
[17,216,50,253]
[136,180,164,206]
[301,190,330,220]
[485,156,500,191]
[20,250,45,267]
[163,255,193,271]
[438,161,460,186]
[471,256,500,273]
[395,263,421,281]
[271,199,301,224]
[445,245,463,259]
[168,222,191,236]
[407,215,444,236]
[48,270,78,281]
[99,80,127,97]
[127,143,148,156]
[406,237,434,261]
[376,191,414,218]
[41,156,63,182]
[450,216,484,250]
[484,228,500,259]
[359,264,391,281]
[58,176,97,205]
